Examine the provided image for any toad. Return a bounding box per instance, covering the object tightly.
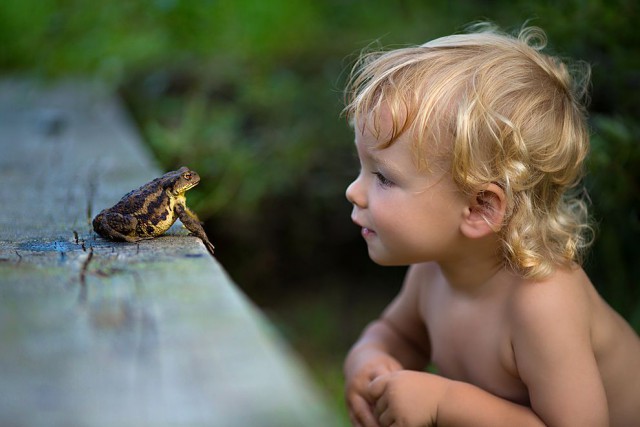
[93,166,215,255]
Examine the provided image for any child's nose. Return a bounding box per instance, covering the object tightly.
[345,175,366,208]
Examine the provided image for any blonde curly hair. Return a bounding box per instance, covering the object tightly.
[344,23,593,279]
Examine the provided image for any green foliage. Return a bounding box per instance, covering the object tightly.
[587,115,640,330]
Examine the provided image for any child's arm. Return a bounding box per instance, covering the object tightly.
[344,264,432,426]
[508,273,609,426]
[366,270,609,427]
[368,371,547,426]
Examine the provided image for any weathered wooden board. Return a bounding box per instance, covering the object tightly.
[0,79,341,426]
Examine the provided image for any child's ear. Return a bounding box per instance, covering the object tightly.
[460,183,507,239]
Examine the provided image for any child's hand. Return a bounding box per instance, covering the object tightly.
[345,352,403,427]
[368,371,449,427]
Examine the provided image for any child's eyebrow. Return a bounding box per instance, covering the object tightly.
[354,138,402,174]
[369,152,402,175]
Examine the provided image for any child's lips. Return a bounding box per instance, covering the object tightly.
[361,227,376,238]
[352,217,376,238]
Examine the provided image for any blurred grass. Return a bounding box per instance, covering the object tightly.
[2,0,639,423]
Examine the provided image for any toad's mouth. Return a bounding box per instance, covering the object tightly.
[185,181,199,190]
[174,180,199,195]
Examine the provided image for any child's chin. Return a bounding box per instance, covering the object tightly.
[367,249,405,267]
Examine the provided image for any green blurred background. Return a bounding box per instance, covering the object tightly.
[3,0,638,422]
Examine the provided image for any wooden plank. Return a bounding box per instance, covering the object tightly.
[0,79,341,426]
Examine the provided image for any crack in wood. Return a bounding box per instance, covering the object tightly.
[78,246,94,304]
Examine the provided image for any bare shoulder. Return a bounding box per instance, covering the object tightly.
[508,265,638,345]
[506,266,632,349]
[508,266,593,328]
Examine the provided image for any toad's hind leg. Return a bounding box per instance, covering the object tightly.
[93,211,141,243]
[175,204,215,255]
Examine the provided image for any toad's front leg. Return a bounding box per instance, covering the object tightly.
[175,204,215,255]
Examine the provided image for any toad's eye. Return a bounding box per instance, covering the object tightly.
[183,172,192,180]
[373,172,394,188]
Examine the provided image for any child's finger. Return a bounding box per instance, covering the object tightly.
[349,394,381,427]
[367,374,388,400]
[374,395,389,422]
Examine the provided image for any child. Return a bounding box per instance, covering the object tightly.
[343,24,640,427]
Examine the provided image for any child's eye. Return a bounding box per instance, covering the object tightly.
[373,172,394,187]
